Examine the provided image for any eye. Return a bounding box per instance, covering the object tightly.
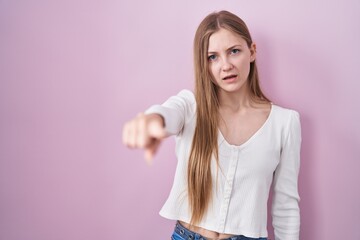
[208,55,217,61]
[230,49,240,54]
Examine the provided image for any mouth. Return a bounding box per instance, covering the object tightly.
[222,74,238,81]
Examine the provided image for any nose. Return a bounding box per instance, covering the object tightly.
[221,57,233,71]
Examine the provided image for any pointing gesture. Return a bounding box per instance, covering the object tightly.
[122,113,166,164]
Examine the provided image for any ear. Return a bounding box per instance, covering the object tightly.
[250,43,256,62]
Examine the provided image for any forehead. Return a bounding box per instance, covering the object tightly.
[208,28,247,51]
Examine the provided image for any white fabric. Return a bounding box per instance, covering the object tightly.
[145,89,301,240]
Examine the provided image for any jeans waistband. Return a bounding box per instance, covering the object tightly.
[174,221,267,240]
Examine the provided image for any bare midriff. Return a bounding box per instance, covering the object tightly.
[179,221,234,239]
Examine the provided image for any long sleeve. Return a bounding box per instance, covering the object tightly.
[144,89,195,136]
[272,111,301,240]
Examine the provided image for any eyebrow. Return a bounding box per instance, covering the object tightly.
[208,44,243,54]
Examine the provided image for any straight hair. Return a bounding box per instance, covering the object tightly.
[188,10,270,225]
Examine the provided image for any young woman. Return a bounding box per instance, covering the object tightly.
[123,10,301,240]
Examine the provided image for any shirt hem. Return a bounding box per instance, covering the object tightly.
[159,211,268,238]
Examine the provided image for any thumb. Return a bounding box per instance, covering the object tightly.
[144,139,161,164]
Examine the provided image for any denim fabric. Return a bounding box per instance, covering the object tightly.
[171,222,267,240]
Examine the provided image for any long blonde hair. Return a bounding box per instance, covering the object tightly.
[187,10,270,225]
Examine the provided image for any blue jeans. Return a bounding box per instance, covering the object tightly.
[171,222,267,240]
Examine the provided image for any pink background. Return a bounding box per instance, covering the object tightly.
[1,0,359,239]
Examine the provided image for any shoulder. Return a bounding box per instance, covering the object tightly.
[271,104,301,141]
[271,104,300,123]
[270,104,301,133]
[172,89,196,113]
[176,89,196,103]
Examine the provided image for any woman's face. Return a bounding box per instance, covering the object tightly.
[207,28,256,94]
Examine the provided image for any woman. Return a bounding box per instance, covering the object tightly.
[123,10,301,240]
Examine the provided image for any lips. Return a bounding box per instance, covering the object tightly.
[222,74,237,80]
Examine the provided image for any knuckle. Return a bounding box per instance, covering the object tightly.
[137,116,146,126]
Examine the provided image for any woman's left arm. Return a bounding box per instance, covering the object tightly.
[272,110,302,240]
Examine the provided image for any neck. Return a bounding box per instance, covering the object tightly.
[218,85,253,112]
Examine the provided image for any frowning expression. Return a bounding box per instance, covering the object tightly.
[208,28,256,93]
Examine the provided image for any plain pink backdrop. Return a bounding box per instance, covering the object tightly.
[1,0,359,239]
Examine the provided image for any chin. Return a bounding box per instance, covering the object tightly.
[219,84,245,93]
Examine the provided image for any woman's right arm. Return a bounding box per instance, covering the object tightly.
[122,89,195,162]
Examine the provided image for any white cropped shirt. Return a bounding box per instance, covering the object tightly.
[145,89,301,240]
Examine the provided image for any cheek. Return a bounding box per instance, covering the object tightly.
[236,59,251,74]
[208,64,220,85]
[209,63,219,78]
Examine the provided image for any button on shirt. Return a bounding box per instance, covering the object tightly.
[145,89,301,240]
